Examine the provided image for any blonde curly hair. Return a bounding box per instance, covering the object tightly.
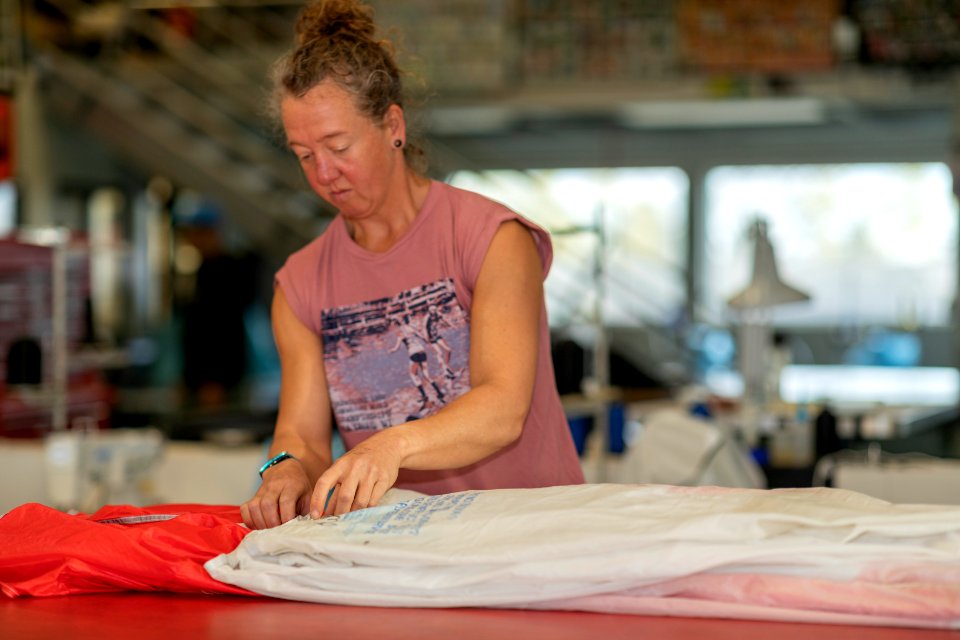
[272,0,425,171]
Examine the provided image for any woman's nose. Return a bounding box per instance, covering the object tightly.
[314,157,339,185]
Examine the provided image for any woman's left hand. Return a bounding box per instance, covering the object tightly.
[309,432,404,517]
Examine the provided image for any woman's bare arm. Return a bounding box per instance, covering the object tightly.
[310,220,544,516]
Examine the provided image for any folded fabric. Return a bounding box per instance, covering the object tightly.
[0,503,253,597]
[205,484,960,628]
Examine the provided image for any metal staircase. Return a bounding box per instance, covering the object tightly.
[1,0,21,92]
[27,1,326,259]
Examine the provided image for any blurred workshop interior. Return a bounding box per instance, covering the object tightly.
[2,0,960,514]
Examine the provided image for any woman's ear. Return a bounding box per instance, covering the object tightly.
[384,104,406,142]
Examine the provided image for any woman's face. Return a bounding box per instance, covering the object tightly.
[281,80,403,220]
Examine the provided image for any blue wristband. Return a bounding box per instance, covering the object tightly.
[258,451,296,478]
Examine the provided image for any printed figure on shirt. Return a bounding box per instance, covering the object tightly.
[320,279,469,430]
[424,303,459,384]
[390,313,445,414]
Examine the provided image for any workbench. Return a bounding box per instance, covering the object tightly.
[3,593,959,640]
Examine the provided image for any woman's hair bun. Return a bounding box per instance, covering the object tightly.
[295,0,376,46]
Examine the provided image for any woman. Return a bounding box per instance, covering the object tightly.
[241,0,584,530]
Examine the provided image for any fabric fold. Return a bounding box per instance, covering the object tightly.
[0,503,252,597]
[205,484,960,628]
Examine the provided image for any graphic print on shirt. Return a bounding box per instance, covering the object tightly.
[321,278,470,432]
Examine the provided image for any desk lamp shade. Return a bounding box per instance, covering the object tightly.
[728,218,810,310]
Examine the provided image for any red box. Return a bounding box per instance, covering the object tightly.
[678,0,839,72]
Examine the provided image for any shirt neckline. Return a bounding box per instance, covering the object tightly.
[335,180,440,261]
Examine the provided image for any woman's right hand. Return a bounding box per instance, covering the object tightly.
[241,459,313,529]
[242,289,334,529]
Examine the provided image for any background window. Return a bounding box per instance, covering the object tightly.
[703,163,957,328]
[449,168,689,328]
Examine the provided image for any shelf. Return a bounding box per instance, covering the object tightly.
[423,67,955,136]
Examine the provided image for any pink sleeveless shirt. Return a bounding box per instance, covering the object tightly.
[275,180,585,494]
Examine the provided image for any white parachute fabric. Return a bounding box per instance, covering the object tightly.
[205,484,960,628]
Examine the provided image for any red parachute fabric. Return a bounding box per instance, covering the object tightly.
[0,503,254,597]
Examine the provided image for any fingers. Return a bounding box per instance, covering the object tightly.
[312,480,374,517]
[352,478,376,512]
[278,488,301,525]
[310,461,355,517]
[368,479,390,509]
[308,442,402,518]
[241,496,274,530]
[309,471,337,519]
[297,492,312,519]
[242,485,307,530]
[240,501,262,530]
[309,466,392,518]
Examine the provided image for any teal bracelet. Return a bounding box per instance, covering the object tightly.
[258,451,296,478]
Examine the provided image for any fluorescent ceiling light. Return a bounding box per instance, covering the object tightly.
[427,106,517,135]
[619,97,825,129]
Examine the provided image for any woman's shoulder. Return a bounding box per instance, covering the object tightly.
[428,181,528,244]
[434,180,549,242]
[428,181,553,279]
[431,180,514,218]
[283,218,342,268]
[276,219,342,304]
[274,220,344,335]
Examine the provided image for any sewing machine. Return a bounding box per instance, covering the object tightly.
[44,427,164,512]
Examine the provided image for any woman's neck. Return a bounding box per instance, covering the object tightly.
[348,171,431,253]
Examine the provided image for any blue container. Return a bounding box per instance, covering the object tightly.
[607,403,626,454]
[567,416,593,456]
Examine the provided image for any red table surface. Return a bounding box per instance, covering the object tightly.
[2,594,958,640]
